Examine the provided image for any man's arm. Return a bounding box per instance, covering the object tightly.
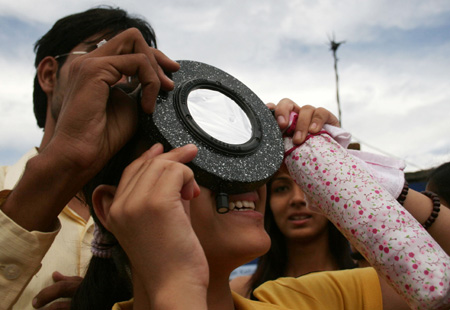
[0,28,179,308]
[1,29,179,233]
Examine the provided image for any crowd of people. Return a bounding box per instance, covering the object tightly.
[1,5,449,310]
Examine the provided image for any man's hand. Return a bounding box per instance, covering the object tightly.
[46,28,180,178]
[1,28,180,232]
[32,271,83,309]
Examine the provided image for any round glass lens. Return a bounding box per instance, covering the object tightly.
[187,89,252,144]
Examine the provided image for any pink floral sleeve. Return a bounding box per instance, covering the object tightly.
[284,128,450,309]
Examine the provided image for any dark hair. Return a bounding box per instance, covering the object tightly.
[427,162,450,208]
[71,130,151,310]
[247,180,356,299]
[33,6,157,128]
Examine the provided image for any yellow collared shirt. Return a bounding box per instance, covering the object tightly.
[0,149,94,310]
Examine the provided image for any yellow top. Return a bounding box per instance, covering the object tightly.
[253,267,382,309]
[113,267,382,309]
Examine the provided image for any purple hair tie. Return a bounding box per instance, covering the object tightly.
[91,224,116,259]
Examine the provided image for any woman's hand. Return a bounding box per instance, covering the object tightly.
[93,144,208,308]
[268,98,340,144]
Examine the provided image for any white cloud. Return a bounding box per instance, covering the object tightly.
[0,55,42,156]
[0,0,449,172]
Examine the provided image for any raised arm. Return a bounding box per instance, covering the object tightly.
[283,119,450,309]
[91,144,208,310]
[0,28,179,308]
[1,29,179,233]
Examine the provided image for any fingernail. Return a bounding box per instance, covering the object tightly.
[32,298,38,307]
[184,144,197,150]
[277,115,286,125]
[149,143,161,151]
[309,123,317,131]
[143,143,162,159]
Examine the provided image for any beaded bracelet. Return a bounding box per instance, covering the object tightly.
[421,190,441,230]
[397,180,409,205]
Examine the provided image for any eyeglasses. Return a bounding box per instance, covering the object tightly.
[52,39,136,88]
[54,39,108,60]
[54,51,88,60]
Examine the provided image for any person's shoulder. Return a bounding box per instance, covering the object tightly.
[0,148,39,190]
[254,268,381,310]
[230,275,252,297]
[274,267,377,287]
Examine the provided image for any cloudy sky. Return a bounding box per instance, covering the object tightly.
[1,0,450,172]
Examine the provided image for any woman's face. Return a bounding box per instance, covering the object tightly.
[269,166,329,242]
[189,184,270,271]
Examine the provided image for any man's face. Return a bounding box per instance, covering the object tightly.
[49,32,142,123]
[50,34,105,122]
